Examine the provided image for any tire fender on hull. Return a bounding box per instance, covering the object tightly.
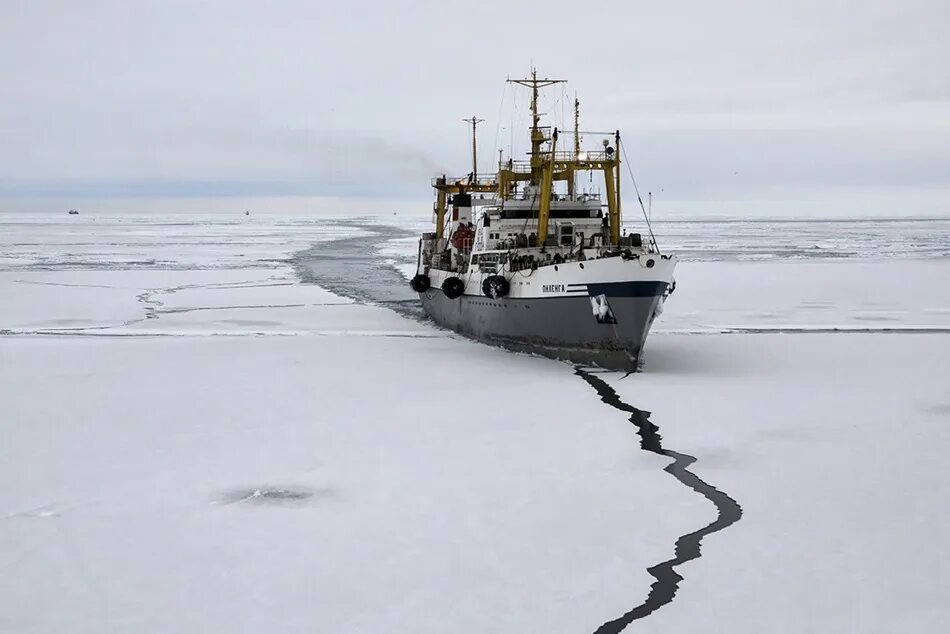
[441,276,465,299]
[410,274,430,293]
[481,275,509,299]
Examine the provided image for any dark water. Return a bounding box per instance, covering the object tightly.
[291,222,424,319]
[216,486,327,505]
[576,369,743,631]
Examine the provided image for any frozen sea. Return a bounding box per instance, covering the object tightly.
[1,211,949,633]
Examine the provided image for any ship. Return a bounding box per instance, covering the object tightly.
[410,70,676,369]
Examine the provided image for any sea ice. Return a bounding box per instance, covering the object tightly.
[2,212,948,633]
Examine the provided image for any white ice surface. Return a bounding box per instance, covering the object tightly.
[0,214,369,271]
[647,217,950,261]
[654,259,950,332]
[1,330,699,634]
[630,333,950,633]
[0,270,364,336]
[2,213,949,633]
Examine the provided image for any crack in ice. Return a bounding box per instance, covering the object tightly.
[575,368,743,632]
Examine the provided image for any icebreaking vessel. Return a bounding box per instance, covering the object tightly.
[411,71,676,369]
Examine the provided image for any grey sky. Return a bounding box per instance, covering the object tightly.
[2,0,948,215]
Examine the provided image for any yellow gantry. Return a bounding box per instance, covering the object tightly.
[431,177,498,239]
[536,129,558,244]
[432,70,624,246]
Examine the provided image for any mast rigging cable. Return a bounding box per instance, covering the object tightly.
[620,139,660,254]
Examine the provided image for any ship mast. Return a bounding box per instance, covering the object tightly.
[573,96,581,158]
[508,69,565,179]
[432,69,625,246]
[570,96,580,198]
[462,116,484,184]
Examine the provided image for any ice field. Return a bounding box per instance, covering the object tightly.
[1,212,949,633]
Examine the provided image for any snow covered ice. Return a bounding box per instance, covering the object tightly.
[1,212,949,633]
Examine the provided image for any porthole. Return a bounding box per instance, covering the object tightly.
[646,259,655,268]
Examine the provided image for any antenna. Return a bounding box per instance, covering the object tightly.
[573,95,581,198]
[573,94,581,157]
[462,116,484,183]
[508,69,566,173]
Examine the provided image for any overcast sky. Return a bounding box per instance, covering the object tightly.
[1,0,948,216]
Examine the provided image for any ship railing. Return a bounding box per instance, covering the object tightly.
[548,150,614,162]
[431,176,498,188]
[499,150,614,171]
[500,161,533,174]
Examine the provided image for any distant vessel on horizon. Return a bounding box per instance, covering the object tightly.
[410,70,676,369]
[67,209,79,215]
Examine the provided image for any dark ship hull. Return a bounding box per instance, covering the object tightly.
[419,285,668,369]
